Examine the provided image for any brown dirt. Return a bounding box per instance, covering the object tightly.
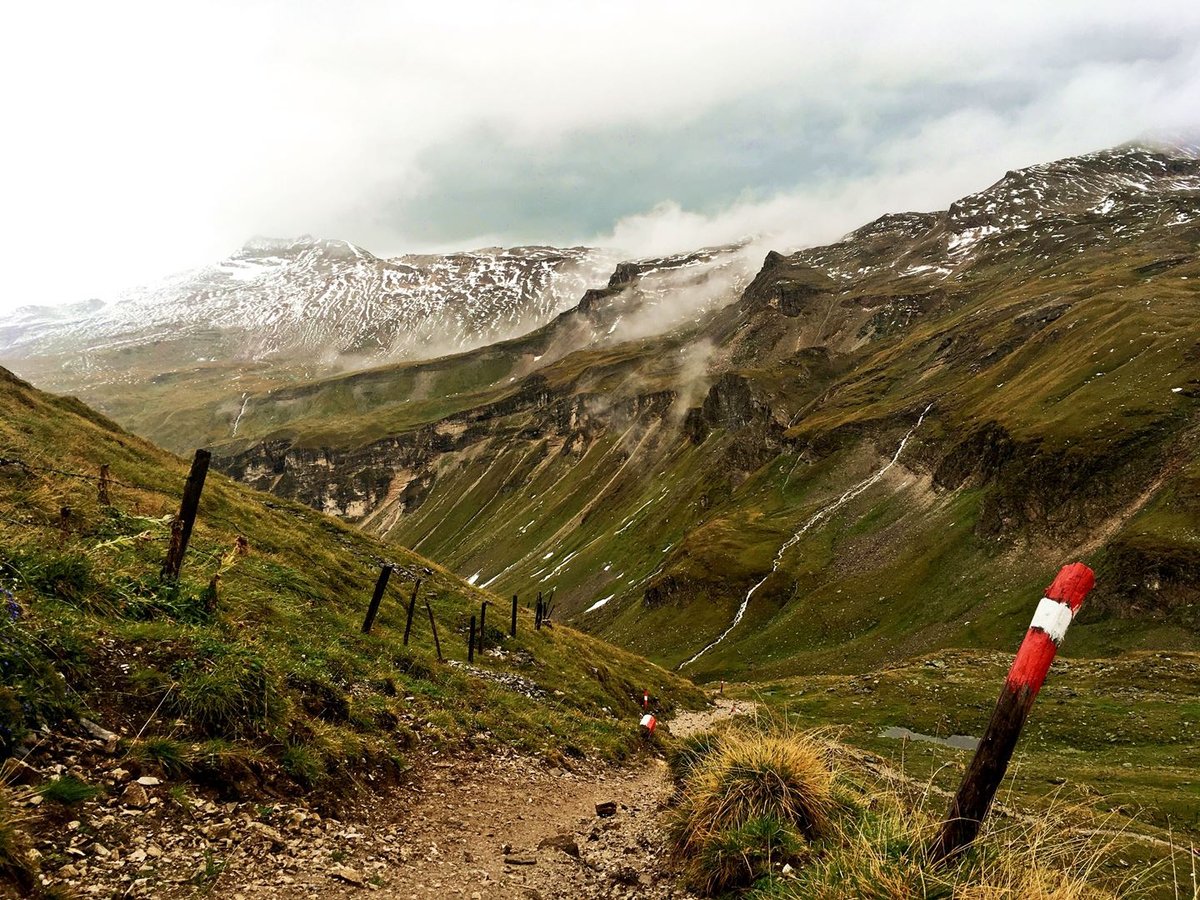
[15,701,754,899]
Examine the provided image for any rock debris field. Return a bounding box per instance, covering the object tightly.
[10,702,752,898]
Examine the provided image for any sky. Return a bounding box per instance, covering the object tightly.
[2,1,1199,312]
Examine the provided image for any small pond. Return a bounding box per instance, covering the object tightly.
[879,726,979,751]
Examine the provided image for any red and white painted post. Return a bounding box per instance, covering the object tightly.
[642,690,650,711]
[931,562,1095,864]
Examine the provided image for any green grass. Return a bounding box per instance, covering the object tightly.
[37,775,102,805]
[0,366,702,781]
[664,720,1171,898]
[727,649,1200,896]
[0,363,705,894]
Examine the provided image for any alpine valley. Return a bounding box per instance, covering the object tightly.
[8,143,1197,680]
[4,141,1200,899]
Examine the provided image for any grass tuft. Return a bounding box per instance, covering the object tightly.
[674,727,833,892]
[37,774,101,805]
[0,783,37,896]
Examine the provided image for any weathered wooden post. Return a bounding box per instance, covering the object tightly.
[468,615,476,663]
[98,464,111,506]
[160,449,211,582]
[402,578,422,645]
[511,595,518,638]
[931,562,1095,864]
[535,592,543,630]
[424,597,442,661]
[360,564,393,634]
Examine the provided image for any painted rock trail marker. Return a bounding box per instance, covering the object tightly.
[931,562,1095,864]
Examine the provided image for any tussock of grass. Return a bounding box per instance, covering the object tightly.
[37,774,101,805]
[673,727,833,893]
[669,723,1154,898]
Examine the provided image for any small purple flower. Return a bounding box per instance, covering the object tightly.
[2,587,19,621]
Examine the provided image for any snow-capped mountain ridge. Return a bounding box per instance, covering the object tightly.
[1,239,617,368]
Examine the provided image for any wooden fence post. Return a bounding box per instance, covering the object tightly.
[424,598,442,661]
[930,562,1095,864]
[535,592,543,630]
[360,564,393,634]
[402,578,422,645]
[468,615,476,663]
[511,595,518,638]
[478,601,488,652]
[160,449,211,582]
[98,464,111,506]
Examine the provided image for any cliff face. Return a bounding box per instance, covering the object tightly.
[214,145,1200,678]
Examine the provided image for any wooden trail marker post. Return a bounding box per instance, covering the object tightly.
[468,615,476,663]
[510,595,518,638]
[402,578,422,645]
[424,597,442,661]
[931,562,1095,864]
[478,601,488,653]
[160,449,211,582]
[360,564,394,634]
[97,464,111,506]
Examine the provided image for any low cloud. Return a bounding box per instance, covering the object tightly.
[2,1,1198,311]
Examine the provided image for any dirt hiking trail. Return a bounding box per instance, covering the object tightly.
[210,699,751,900]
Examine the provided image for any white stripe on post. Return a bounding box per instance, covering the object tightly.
[1028,597,1075,644]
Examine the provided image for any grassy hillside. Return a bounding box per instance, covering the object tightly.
[14,147,1199,690]
[0,363,701,790]
[214,169,1200,684]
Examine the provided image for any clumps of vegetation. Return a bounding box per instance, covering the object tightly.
[669,722,1130,898]
[37,774,101,806]
[0,784,37,896]
[0,587,76,757]
[172,637,284,738]
[670,725,833,893]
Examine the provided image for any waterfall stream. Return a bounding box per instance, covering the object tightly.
[679,403,933,670]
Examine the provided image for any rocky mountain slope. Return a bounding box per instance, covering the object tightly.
[213,144,1200,679]
[0,238,617,449]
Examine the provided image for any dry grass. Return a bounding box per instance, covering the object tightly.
[667,722,1196,898]
[0,782,37,897]
[672,725,834,892]
[677,729,834,847]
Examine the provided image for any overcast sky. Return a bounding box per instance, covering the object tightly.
[2,1,1198,312]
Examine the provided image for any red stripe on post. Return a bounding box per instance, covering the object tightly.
[1005,627,1059,698]
[1006,562,1095,697]
[1044,562,1095,613]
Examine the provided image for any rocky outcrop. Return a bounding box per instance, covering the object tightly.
[216,378,682,524]
[739,252,839,318]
